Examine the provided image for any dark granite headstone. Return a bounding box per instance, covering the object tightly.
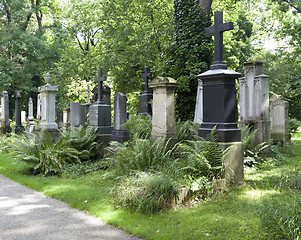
[198,11,241,142]
[13,91,25,134]
[111,92,129,143]
[139,67,153,115]
[89,68,112,145]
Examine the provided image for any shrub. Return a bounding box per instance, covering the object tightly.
[107,137,175,175]
[175,120,199,142]
[124,114,152,140]
[288,118,301,133]
[11,131,81,176]
[61,126,99,160]
[112,172,178,214]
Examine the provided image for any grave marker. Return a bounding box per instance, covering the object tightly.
[1,91,10,134]
[27,97,35,133]
[139,67,153,115]
[13,91,25,134]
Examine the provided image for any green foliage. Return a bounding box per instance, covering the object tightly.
[170,0,211,120]
[107,138,174,175]
[11,131,81,176]
[288,118,301,133]
[258,193,301,239]
[61,126,99,160]
[112,172,178,214]
[240,125,269,166]
[124,114,152,140]
[175,120,199,142]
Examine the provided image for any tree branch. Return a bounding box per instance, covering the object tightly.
[282,0,301,13]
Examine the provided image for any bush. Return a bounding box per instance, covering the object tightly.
[175,120,199,142]
[107,137,175,175]
[258,193,301,239]
[124,114,152,140]
[288,118,301,133]
[112,172,178,214]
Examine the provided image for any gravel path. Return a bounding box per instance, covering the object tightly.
[0,174,142,240]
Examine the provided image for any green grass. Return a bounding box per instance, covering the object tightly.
[0,137,300,239]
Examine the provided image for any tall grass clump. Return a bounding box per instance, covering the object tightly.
[124,114,152,140]
[112,172,178,214]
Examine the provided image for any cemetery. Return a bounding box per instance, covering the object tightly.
[0,1,300,240]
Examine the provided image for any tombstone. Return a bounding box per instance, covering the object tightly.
[38,73,59,136]
[21,111,26,123]
[1,91,10,134]
[270,95,291,144]
[63,107,70,130]
[194,80,203,124]
[111,93,130,143]
[26,97,35,133]
[139,67,153,115]
[149,76,178,146]
[88,68,112,145]
[36,94,41,120]
[13,91,25,134]
[197,11,243,184]
[239,61,271,146]
[70,102,86,127]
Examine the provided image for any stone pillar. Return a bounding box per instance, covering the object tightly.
[26,97,35,133]
[63,107,70,130]
[36,94,41,120]
[70,102,86,127]
[239,61,271,146]
[194,80,203,124]
[149,77,178,145]
[270,95,291,144]
[38,73,59,135]
[1,91,10,134]
[13,91,25,134]
[111,92,129,143]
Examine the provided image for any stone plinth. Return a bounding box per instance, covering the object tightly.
[197,68,241,142]
[239,62,271,147]
[271,95,291,144]
[149,76,178,145]
[111,92,129,143]
[88,103,112,146]
[1,91,10,134]
[38,74,59,135]
[220,142,244,185]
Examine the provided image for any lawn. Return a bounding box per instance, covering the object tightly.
[0,136,300,240]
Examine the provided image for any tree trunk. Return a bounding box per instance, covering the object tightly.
[198,0,213,17]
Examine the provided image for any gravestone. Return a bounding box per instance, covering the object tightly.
[194,80,203,124]
[70,102,86,127]
[149,76,178,146]
[111,92,130,143]
[36,94,41,120]
[13,91,25,134]
[239,61,270,146]
[26,97,35,133]
[1,91,10,134]
[83,86,92,125]
[139,67,153,115]
[38,73,59,136]
[197,11,243,184]
[89,68,112,145]
[270,95,291,144]
[21,111,26,123]
[63,107,70,130]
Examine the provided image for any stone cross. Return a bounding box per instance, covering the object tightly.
[205,11,233,69]
[141,67,152,93]
[94,68,106,104]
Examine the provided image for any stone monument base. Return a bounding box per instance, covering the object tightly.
[271,133,291,145]
[219,142,244,185]
[111,130,130,143]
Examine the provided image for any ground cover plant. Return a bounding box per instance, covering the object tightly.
[0,126,300,239]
